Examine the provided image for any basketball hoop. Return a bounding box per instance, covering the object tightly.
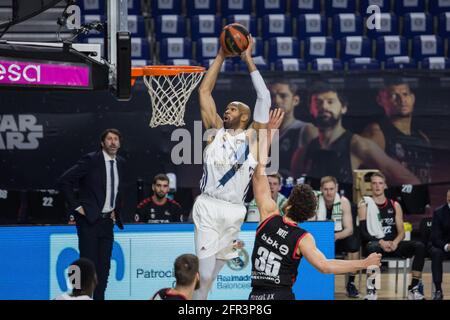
[131,66,205,127]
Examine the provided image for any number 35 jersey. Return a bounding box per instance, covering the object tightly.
[251,214,309,289]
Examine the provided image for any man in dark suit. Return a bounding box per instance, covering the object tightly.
[58,128,125,300]
[430,189,450,300]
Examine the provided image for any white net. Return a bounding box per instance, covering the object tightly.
[143,71,205,127]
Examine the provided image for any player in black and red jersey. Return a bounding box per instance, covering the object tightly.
[249,108,381,300]
[359,172,426,300]
[152,254,200,300]
[135,174,183,223]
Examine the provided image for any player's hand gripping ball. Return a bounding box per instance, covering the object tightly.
[219,23,250,56]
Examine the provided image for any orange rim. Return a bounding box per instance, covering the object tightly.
[131,65,205,85]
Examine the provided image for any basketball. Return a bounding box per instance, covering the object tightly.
[219,23,250,56]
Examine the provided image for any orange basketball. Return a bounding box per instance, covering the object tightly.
[219,23,250,56]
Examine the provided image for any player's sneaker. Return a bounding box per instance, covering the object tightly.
[408,285,425,300]
[418,281,424,295]
[432,290,443,300]
[364,289,378,300]
[346,282,360,298]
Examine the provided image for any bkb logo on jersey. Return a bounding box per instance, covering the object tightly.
[227,248,249,271]
[0,114,43,150]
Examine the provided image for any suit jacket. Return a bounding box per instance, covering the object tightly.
[58,150,125,229]
[431,204,450,251]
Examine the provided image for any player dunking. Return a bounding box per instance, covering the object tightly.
[193,37,271,300]
[249,109,382,300]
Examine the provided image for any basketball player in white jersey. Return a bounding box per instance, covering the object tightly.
[193,37,272,300]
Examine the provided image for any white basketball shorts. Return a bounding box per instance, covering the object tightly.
[192,194,246,260]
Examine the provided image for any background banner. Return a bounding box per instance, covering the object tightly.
[1,71,449,222]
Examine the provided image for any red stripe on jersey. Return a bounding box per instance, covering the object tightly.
[292,232,309,260]
[256,213,278,236]
[165,288,187,300]
[376,198,389,209]
[168,198,181,208]
[137,197,151,209]
[282,215,298,228]
[151,195,168,206]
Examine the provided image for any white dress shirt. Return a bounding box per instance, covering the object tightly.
[102,150,119,213]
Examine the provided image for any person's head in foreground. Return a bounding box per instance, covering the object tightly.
[54,258,97,300]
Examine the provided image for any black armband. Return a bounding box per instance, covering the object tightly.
[359,220,380,243]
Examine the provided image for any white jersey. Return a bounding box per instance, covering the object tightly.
[200,128,258,205]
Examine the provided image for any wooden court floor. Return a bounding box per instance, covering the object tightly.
[335,272,450,300]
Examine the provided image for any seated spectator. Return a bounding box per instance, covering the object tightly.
[151,254,200,300]
[246,172,288,222]
[135,173,183,223]
[54,258,97,300]
[312,176,360,298]
[430,189,450,300]
[358,172,426,300]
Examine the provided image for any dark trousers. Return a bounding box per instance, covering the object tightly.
[76,214,114,300]
[336,232,360,254]
[430,246,450,286]
[365,240,426,273]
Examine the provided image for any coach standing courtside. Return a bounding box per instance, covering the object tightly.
[58,128,125,300]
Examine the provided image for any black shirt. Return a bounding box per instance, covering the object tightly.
[386,184,430,215]
[326,206,333,220]
[251,215,308,289]
[279,123,303,177]
[0,189,23,223]
[378,118,432,184]
[26,189,66,224]
[432,204,450,251]
[135,197,182,223]
[151,288,187,300]
[377,198,398,241]
[303,131,354,184]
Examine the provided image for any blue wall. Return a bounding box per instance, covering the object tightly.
[0,222,334,300]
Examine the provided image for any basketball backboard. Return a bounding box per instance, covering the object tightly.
[107,0,131,100]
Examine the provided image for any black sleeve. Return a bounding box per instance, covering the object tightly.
[424,185,431,206]
[431,208,447,251]
[359,220,380,243]
[173,203,183,222]
[135,202,146,223]
[57,154,92,212]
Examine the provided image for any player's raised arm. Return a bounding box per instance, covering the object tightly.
[252,163,278,224]
[252,109,285,223]
[241,36,271,130]
[198,49,228,129]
